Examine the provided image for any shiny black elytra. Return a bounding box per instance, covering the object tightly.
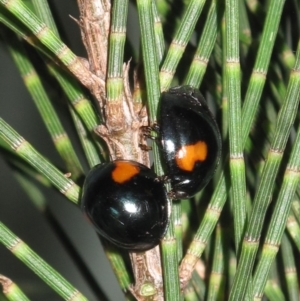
[81,160,170,251]
[159,86,222,199]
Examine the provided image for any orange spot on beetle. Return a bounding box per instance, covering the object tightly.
[176,141,208,171]
[112,161,140,183]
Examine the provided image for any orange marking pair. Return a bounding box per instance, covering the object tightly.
[175,141,208,172]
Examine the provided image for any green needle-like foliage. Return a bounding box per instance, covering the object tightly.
[107,0,128,103]
[5,32,83,179]
[230,39,300,301]
[0,118,80,203]
[0,223,88,301]
[225,0,246,252]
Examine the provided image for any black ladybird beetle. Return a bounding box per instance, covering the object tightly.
[81,160,170,251]
[159,85,221,199]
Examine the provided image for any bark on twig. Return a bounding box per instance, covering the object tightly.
[76,1,164,300]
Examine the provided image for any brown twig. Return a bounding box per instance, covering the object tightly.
[76,1,164,300]
[0,275,13,295]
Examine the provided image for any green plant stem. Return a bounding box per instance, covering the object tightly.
[179,0,287,288]
[0,118,80,204]
[185,0,219,87]
[159,0,206,91]
[136,4,179,299]
[1,2,102,143]
[0,275,30,301]
[28,0,102,164]
[225,0,246,252]
[102,241,132,293]
[137,0,160,123]
[229,40,300,301]
[173,200,183,261]
[106,0,128,103]
[69,108,101,168]
[161,213,181,301]
[0,0,101,92]
[179,171,227,283]
[241,0,286,145]
[46,62,100,130]
[0,223,88,301]
[30,0,58,36]
[228,249,237,290]
[152,0,165,64]
[5,32,83,179]
[191,271,206,301]
[221,16,228,140]
[291,198,300,221]
[286,211,300,251]
[238,0,251,47]
[206,225,224,300]
[252,107,300,298]
[281,234,299,301]
[0,137,52,186]
[183,283,199,301]
[263,263,286,301]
